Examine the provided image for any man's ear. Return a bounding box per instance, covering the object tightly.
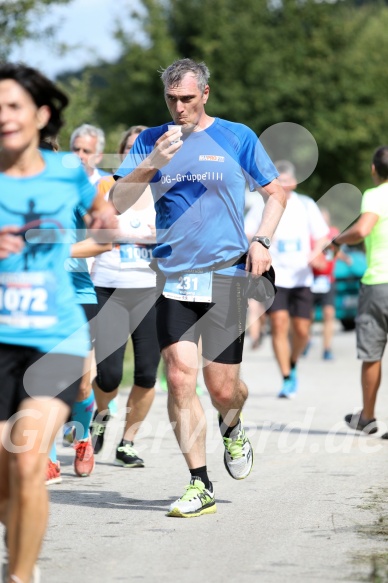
[93,152,104,165]
[203,85,210,104]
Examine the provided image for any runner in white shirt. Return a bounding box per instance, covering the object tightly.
[90,126,160,468]
[245,160,329,398]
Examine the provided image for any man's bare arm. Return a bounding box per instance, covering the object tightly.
[255,179,287,237]
[109,165,159,215]
[246,179,287,275]
[109,128,183,215]
[334,212,379,246]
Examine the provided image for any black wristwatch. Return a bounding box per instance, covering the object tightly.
[251,236,271,249]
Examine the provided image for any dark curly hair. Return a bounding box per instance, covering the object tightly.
[0,62,69,140]
[372,146,388,180]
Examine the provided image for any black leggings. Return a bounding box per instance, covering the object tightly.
[94,287,160,393]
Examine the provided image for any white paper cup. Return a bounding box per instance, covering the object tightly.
[168,125,182,144]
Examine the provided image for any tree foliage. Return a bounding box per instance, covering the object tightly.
[0,0,73,59]
[60,0,388,203]
[57,74,99,150]
[83,0,178,130]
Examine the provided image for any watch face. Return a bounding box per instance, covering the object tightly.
[252,236,271,248]
[257,237,270,248]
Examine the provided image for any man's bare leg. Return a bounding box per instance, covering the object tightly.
[361,361,381,420]
[322,305,335,354]
[270,310,291,376]
[163,341,205,469]
[203,360,247,426]
[203,358,253,480]
[291,316,311,363]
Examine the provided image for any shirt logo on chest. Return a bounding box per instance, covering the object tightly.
[199,155,225,162]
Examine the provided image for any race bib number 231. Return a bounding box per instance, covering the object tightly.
[163,271,213,302]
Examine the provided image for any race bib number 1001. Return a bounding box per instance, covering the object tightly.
[163,271,213,302]
[0,271,58,329]
[119,244,155,269]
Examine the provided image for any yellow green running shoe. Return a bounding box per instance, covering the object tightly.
[222,418,253,480]
[168,478,217,518]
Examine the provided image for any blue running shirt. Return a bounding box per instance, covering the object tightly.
[115,118,278,277]
[0,150,96,356]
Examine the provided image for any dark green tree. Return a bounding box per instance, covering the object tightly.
[89,0,178,130]
[0,0,73,59]
[163,0,388,197]
[65,0,388,205]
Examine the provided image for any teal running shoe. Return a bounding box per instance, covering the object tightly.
[290,367,298,393]
[168,478,216,518]
[278,377,296,399]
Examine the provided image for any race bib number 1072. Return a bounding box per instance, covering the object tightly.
[0,272,58,329]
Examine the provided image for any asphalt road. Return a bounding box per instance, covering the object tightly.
[3,323,388,582]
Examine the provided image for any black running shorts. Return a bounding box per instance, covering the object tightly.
[267,286,313,319]
[0,343,84,421]
[156,274,248,364]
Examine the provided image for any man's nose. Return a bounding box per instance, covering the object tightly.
[75,150,87,161]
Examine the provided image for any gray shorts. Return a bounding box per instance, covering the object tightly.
[356,283,388,361]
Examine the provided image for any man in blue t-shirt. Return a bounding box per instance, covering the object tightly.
[111,58,287,518]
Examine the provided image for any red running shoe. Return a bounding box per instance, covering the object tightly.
[45,460,62,486]
[74,439,95,477]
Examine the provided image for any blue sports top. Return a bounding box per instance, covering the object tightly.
[65,205,97,305]
[115,118,278,277]
[0,150,96,356]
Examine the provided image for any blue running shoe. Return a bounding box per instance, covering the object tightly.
[278,377,296,399]
[290,367,298,394]
[323,349,334,361]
